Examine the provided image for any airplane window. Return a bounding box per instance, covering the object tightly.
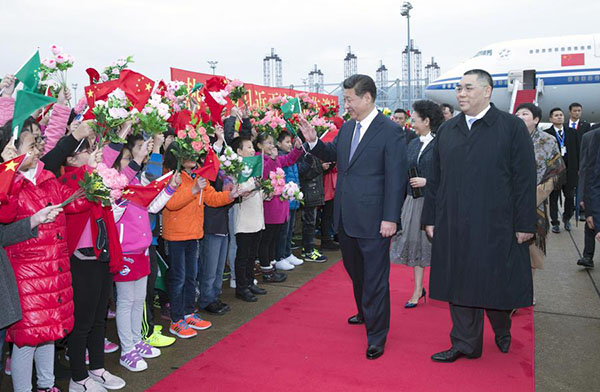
[595,76,600,81]
[529,50,533,54]
[588,45,592,50]
[542,49,546,53]
[561,47,565,51]
[536,49,540,53]
[568,46,572,50]
[568,77,573,82]
[574,76,579,82]
[589,76,593,81]
[548,48,552,52]
[555,48,558,52]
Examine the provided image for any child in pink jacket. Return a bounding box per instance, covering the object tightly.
[104,134,181,372]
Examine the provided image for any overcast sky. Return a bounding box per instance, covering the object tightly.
[1,0,599,98]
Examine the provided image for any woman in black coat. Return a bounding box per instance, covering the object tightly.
[390,100,444,308]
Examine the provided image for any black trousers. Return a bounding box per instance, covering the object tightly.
[321,200,334,239]
[301,206,317,251]
[549,186,575,225]
[338,221,391,347]
[449,303,512,357]
[258,224,284,267]
[583,221,596,259]
[235,231,262,290]
[142,245,159,339]
[68,255,112,381]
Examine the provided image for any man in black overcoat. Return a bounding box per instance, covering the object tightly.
[422,69,537,362]
[299,75,407,360]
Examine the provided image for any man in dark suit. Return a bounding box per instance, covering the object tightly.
[423,69,536,362]
[545,108,580,232]
[392,108,417,144]
[565,102,591,142]
[577,125,600,268]
[299,74,407,360]
[591,144,600,246]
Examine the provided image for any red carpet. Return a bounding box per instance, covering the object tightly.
[148,261,535,391]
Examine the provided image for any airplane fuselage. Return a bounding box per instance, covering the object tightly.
[425,34,600,122]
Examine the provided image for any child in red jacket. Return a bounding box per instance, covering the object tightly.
[2,125,90,392]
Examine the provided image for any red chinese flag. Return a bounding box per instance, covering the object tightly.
[118,70,155,111]
[83,79,120,120]
[193,148,220,181]
[561,53,585,67]
[203,76,227,126]
[122,172,173,207]
[321,129,339,143]
[0,154,26,201]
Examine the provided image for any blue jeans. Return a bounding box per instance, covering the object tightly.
[166,239,199,322]
[227,208,237,281]
[197,234,229,308]
[277,209,297,260]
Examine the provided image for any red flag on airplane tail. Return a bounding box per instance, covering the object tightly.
[192,148,220,181]
[122,172,173,207]
[0,154,26,201]
[561,53,585,67]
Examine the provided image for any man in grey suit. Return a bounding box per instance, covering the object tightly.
[299,74,407,360]
[577,124,600,268]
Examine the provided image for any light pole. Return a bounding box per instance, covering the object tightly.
[71,83,78,106]
[207,61,218,75]
[401,2,413,110]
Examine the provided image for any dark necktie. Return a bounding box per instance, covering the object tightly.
[349,122,361,162]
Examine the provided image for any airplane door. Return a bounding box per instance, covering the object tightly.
[595,35,600,57]
[523,70,536,90]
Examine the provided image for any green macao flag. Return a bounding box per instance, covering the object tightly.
[238,155,263,183]
[15,51,41,92]
[281,96,302,136]
[12,89,56,138]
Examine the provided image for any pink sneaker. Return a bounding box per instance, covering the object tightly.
[104,338,119,354]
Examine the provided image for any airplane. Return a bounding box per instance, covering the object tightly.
[424,34,600,122]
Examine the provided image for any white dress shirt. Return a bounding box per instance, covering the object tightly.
[465,105,491,130]
[418,132,434,160]
[309,106,379,149]
[569,119,579,129]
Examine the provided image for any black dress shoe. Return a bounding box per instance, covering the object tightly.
[366,345,384,360]
[216,299,231,312]
[577,256,594,268]
[347,314,365,325]
[235,288,257,302]
[249,284,267,295]
[495,335,511,353]
[204,302,227,315]
[431,347,478,362]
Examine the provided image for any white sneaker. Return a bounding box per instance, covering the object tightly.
[275,259,295,271]
[134,340,161,359]
[270,259,276,266]
[119,349,148,372]
[88,369,126,390]
[286,254,304,266]
[230,279,236,289]
[69,377,107,392]
[253,279,258,285]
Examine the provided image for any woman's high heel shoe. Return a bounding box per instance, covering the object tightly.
[404,288,426,309]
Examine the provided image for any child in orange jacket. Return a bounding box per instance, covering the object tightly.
[162,147,238,339]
